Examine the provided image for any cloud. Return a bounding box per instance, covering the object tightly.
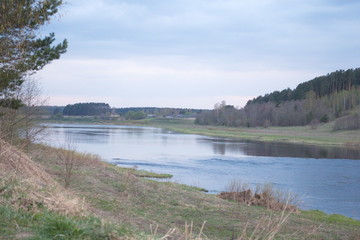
[54,0,360,67]
[39,0,360,108]
[37,56,319,108]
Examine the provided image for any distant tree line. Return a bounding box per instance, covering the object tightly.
[42,105,204,119]
[63,103,111,116]
[115,107,202,118]
[196,68,360,130]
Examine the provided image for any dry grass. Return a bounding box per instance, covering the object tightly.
[0,138,86,215]
[148,212,295,240]
[146,221,208,240]
[218,180,298,212]
[0,138,54,184]
[236,210,293,240]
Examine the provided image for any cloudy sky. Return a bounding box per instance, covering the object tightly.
[36,0,360,109]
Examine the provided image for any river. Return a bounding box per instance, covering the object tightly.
[42,123,360,220]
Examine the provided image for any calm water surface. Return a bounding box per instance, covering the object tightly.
[43,123,360,220]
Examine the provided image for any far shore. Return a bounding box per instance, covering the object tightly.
[41,116,360,149]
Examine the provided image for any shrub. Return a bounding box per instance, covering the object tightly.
[219,181,298,212]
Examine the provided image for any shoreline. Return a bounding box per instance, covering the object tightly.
[41,117,360,149]
[4,124,356,238]
[40,119,360,219]
[100,162,360,221]
[30,142,360,223]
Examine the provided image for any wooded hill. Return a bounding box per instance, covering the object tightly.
[247,68,360,104]
[195,68,360,130]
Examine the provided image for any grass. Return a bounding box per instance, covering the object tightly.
[155,120,360,147]
[18,143,360,239]
[130,169,173,179]
[302,210,360,226]
[0,204,132,239]
[0,178,133,240]
[145,180,209,192]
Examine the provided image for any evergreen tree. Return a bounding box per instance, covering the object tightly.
[247,68,360,105]
[0,0,67,109]
[63,103,111,116]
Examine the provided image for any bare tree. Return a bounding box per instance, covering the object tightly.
[56,140,84,188]
[16,78,48,147]
[0,78,48,148]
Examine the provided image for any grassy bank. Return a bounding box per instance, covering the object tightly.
[1,141,359,239]
[44,116,360,148]
[140,118,360,148]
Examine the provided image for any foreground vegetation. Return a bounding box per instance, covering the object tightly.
[1,139,359,239]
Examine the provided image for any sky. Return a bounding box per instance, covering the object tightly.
[36,0,360,109]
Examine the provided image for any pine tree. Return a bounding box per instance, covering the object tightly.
[0,0,67,109]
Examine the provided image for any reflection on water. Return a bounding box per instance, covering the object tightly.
[42,123,360,220]
[204,138,360,160]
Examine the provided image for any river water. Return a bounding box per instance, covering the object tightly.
[42,123,360,220]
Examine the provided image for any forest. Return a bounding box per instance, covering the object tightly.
[62,103,111,116]
[195,68,360,130]
[247,68,360,104]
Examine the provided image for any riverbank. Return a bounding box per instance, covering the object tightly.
[43,117,360,148]
[139,118,360,148]
[1,141,359,239]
